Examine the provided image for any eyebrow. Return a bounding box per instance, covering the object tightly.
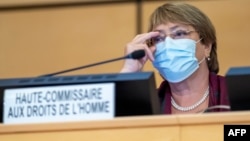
[169,25,180,31]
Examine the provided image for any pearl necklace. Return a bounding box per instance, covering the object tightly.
[171,87,209,112]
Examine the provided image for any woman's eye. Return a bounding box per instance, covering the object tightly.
[153,36,165,43]
[176,31,186,36]
[174,31,188,38]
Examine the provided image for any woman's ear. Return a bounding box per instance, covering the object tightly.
[204,43,212,58]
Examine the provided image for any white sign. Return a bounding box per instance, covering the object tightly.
[3,83,115,124]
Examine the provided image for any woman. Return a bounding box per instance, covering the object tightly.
[120,3,230,114]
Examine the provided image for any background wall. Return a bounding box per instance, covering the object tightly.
[0,1,136,79]
[0,0,250,87]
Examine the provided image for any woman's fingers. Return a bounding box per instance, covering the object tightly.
[132,32,159,44]
[144,45,155,61]
[121,31,160,72]
[130,31,159,61]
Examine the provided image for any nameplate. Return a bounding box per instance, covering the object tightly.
[3,83,115,124]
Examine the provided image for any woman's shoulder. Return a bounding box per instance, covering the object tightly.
[209,72,227,94]
[209,72,226,84]
[209,72,230,107]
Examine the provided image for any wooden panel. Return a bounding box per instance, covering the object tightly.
[181,124,223,141]
[179,111,250,141]
[0,0,125,7]
[0,111,250,141]
[0,127,179,141]
[0,3,136,78]
[0,114,179,141]
[142,0,250,86]
[0,126,180,141]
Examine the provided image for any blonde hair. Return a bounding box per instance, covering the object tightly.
[148,3,219,73]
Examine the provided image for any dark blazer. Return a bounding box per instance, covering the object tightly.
[158,72,230,114]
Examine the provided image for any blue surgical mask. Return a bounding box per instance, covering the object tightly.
[153,37,204,83]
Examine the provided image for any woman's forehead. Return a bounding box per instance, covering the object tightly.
[153,23,193,31]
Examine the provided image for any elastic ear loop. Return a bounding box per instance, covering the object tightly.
[196,38,211,63]
[196,38,203,43]
[198,57,206,65]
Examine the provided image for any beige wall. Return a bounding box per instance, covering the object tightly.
[0,2,136,78]
[0,0,250,87]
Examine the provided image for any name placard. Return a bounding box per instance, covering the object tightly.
[3,83,115,124]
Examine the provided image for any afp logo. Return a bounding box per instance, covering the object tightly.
[224,125,250,141]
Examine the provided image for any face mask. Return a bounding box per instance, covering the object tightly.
[153,37,204,83]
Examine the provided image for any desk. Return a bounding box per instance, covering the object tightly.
[0,111,250,141]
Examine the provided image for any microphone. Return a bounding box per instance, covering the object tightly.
[125,49,145,59]
[39,49,145,77]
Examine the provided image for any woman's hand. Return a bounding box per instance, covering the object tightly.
[120,32,159,73]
